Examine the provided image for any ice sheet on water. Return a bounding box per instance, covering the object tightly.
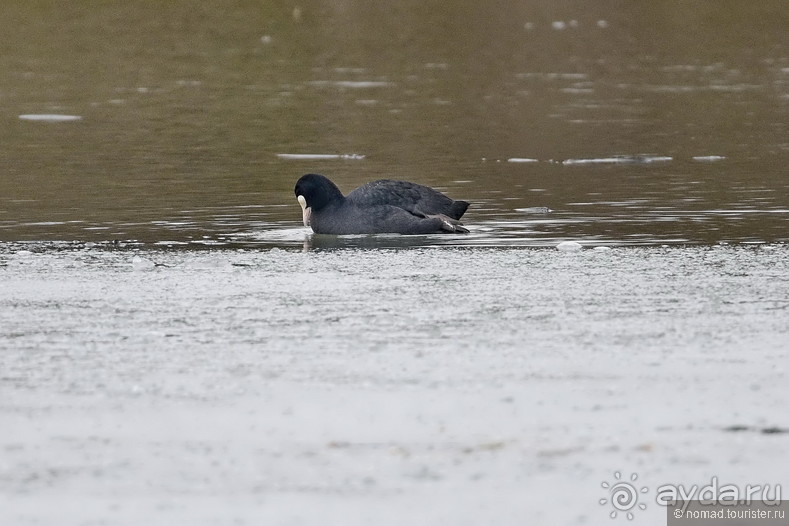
[2,244,788,526]
[183,256,233,270]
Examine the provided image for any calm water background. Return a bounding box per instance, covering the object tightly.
[1,1,786,246]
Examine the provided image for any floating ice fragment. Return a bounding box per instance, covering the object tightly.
[131,256,155,270]
[562,155,672,165]
[307,80,394,88]
[556,241,583,252]
[19,114,82,122]
[552,21,567,30]
[338,81,393,88]
[692,155,726,162]
[516,72,588,80]
[593,246,612,251]
[260,35,273,44]
[276,153,366,160]
[560,87,594,94]
[563,157,621,165]
[597,20,609,28]
[515,207,552,214]
[507,157,539,163]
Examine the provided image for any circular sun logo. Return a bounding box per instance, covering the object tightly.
[599,471,649,520]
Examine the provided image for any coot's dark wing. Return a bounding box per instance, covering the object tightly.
[345,179,469,220]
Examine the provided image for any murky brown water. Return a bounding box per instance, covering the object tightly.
[0,1,786,246]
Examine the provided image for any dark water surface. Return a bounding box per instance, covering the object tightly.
[1,1,786,247]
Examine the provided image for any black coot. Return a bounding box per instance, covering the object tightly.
[294,173,470,235]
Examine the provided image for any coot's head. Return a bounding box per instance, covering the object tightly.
[294,174,345,226]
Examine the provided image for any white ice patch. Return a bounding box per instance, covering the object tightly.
[277,153,365,161]
[19,114,82,122]
[507,158,539,163]
[556,241,583,252]
[307,80,394,89]
[562,155,672,165]
[131,256,155,270]
[515,206,553,214]
[515,207,552,214]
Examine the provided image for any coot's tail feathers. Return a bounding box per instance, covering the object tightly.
[429,214,470,234]
[449,200,470,220]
